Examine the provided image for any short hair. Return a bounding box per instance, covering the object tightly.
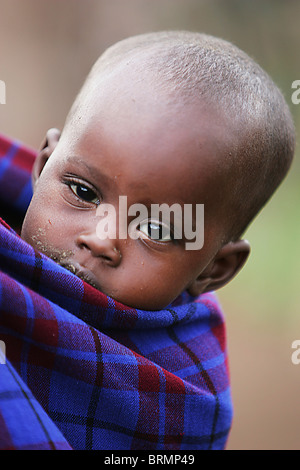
[73,31,296,240]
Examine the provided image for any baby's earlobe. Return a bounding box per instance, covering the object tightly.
[187,239,251,296]
[186,278,209,297]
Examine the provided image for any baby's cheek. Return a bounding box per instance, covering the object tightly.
[21,201,39,244]
[21,194,52,245]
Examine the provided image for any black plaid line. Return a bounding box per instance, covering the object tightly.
[30,250,44,291]
[50,409,230,449]
[5,360,56,450]
[166,313,220,450]
[85,326,103,450]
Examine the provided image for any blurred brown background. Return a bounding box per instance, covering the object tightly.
[1,0,300,450]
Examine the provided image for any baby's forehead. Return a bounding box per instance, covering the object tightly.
[73,58,234,140]
[67,111,232,214]
[63,53,242,206]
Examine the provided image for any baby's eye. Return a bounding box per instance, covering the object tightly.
[69,182,100,204]
[138,221,173,242]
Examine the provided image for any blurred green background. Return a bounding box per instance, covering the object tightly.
[1,0,299,450]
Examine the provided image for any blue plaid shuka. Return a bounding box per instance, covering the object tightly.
[0,133,233,450]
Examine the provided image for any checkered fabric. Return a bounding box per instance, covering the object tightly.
[0,358,72,449]
[0,133,233,450]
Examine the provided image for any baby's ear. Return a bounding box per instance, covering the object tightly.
[187,239,250,297]
[32,128,61,188]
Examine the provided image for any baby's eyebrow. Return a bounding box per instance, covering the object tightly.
[65,156,113,186]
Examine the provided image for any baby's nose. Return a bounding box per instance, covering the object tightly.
[76,232,121,267]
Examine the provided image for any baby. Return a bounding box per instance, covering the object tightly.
[20,31,295,311]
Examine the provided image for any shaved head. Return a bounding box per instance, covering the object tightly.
[65,31,295,240]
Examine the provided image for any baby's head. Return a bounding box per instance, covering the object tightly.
[21,31,295,310]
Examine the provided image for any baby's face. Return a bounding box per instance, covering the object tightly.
[21,68,233,310]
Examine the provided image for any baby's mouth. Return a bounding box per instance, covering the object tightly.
[59,261,101,290]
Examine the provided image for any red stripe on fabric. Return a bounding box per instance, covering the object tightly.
[0,134,36,171]
[0,134,13,157]
[1,310,28,337]
[211,322,226,352]
[32,318,58,347]
[164,369,185,394]
[82,282,108,307]
[164,393,185,448]
[138,364,161,392]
